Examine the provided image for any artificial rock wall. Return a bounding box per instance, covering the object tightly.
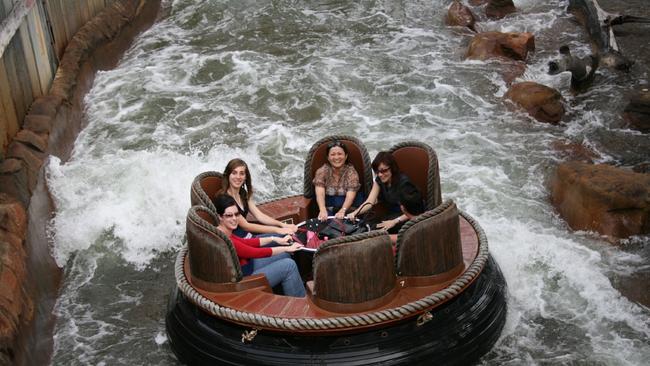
[0,1,160,364]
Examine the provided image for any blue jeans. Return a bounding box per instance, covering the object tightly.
[325,193,365,215]
[251,253,306,297]
[234,230,282,240]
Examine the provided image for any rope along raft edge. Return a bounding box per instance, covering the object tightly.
[175,210,490,331]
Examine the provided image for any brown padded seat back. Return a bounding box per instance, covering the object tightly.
[303,136,372,199]
[190,171,223,213]
[186,205,242,284]
[389,142,442,210]
[312,232,395,309]
[395,200,463,277]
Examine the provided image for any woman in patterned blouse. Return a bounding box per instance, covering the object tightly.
[312,140,362,221]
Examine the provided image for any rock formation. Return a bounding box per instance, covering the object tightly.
[505,82,565,124]
[552,140,599,163]
[446,0,477,32]
[0,195,31,364]
[465,32,535,62]
[485,0,516,19]
[550,162,650,239]
[623,89,650,133]
[0,0,161,363]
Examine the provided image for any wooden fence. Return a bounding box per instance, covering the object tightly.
[0,0,114,155]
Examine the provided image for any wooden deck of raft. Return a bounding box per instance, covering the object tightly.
[184,216,479,329]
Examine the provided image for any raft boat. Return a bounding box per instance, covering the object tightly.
[166,136,508,365]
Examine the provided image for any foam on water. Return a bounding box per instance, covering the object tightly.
[48,150,193,268]
[48,0,649,364]
[47,142,300,269]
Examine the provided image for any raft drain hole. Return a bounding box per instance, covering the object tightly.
[343,338,351,346]
[380,331,388,338]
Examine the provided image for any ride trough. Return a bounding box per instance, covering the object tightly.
[165,136,508,365]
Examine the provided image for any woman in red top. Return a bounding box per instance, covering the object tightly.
[214,194,306,297]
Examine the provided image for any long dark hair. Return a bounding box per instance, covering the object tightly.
[399,186,424,216]
[213,194,237,215]
[220,158,254,202]
[371,151,400,181]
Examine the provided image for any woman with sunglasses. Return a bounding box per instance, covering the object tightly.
[218,158,298,238]
[312,140,362,221]
[347,151,420,233]
[213,194,306,297]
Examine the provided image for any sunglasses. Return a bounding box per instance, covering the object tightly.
[375,167,390,174]
[220,212,241,218]
[327,141,344,149]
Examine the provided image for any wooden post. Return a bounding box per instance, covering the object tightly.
[17,21,42,97]
[0,59,19,152]
[25,3,54,94]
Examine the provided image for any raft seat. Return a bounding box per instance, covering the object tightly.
[249,196,312,226]
[185,205,271,293]
[307,231,397,313]
[389,141,442,211]
[190,171,223,213]
[181,213,481,320]
[395,200,465,287]
[303,136,373,217]
[190,170,309,224]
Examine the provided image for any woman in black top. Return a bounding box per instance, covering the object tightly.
[348,151,421,233]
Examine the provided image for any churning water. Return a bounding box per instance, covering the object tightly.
[46,0,649,364]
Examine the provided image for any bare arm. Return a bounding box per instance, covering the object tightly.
[237,214,283,235]
[258,235,304,254]
[335,190,357,219]
[315,186,328,221]
[247,199,281,226]
[348,182,380,220]
[259,235,291,246]
[240,200,297,235]
[270,242,303,255]
[377,214,407,231]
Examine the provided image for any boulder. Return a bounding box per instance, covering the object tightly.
[0,160,30,208]
[499,60,527,85]
[505,82,565,123]
[469,0,488,5]
[14,130,48,153]
[485,0,516,19]
[27,95,62,118]
[550,162,650,239]
[552,140,599,163]
[633,162,650,174]
[22,114,53,135]
[446,0,476,32]
[0,195,27,236]
[623,89,650,133]
[465,31,535,62]
[0,194,29,353]
[6,142,46,194]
